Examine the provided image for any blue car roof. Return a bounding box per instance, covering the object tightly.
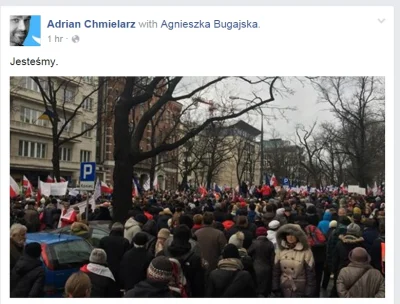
[27,233,83,245]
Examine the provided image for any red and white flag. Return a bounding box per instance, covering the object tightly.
[60,177,66,182]
[270,174,278,187]
[23,175,33,197]
[153,175,159,190]
[36,177,42,205]
[132,179,138,197]
[10,176,20,198]
[46,175,54,183]
[101,181,113,194]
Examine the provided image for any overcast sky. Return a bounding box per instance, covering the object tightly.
[178,77,333,142]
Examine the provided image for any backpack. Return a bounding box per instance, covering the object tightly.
[168,252,194,297]
[304,225,326,247]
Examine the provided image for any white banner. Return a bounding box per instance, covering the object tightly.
[40,181,68,196]
[348,185,359,193]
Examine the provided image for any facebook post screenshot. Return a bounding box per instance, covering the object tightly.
[0,3,395,303]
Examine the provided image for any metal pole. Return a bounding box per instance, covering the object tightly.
[260,110,264,186]
[85,194,89,222]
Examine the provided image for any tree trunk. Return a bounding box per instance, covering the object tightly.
[112,99,134,224]
[52,141,61,181]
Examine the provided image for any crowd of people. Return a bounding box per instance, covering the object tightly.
[10,185,386,298]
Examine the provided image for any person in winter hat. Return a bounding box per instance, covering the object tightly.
[125,256,179,298]
[337,247,385,298]
[317,211,332,235]
[267,220,280,249]
[206,244,257,298]
[119,232,153,291]
[331,223,365,297]
[124,211,146,244]
[248,225,276,297]
[99,222,130,288]
[229,232,245,254]
[80,248,120,297]
[10,242,45,297]
[272,224,316,298]
[160,224,205,297]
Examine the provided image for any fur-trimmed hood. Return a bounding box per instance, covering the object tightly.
[338,234,364,244]
[275,224,309,251]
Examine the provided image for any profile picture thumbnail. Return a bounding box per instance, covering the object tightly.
[10,15,41,46]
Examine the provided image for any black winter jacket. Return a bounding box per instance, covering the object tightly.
[10,255,45,297]
[99,232,130,286]
[332,234,365,276]
[248,236,275,296]
[160,243,205,297]
[206,268,257,297]
[124,280,179,298]
[119,247,153,291]
[81,264,121,298]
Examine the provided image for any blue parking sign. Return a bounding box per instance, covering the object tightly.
[80,162,96,190]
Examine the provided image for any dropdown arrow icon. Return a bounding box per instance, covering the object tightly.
[378,18,386,23]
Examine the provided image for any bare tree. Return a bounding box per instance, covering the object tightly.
[310,77,385,187]
[113,76,282,222]
[295,122,326,188]
[12,77,112,181]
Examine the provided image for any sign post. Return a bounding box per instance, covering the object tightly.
[80,162,96,221]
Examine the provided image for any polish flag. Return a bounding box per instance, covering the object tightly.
[101,181,113,194]
[46,175,54,183]
[132,180,138,197]
[270,174,278,187]
[153,175,159,190]
[10,176,20,198]
[60,177,66,182]
[198,184,207,197]
[36,177,42,205]
[23,175,33,197]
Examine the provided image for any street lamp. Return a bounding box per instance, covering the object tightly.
[229,96,264,185]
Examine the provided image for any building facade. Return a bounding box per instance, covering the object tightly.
[96,77,181,189]
[10,77,98,186]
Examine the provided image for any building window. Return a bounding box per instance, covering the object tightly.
[80,150,91,162]
[83,77,93,83]
[20,107,49,127]
[58,118,72,132]
[64,88,75,103]
[81,123,92,137]
[18,140,46,158]
[82,97,93,111]
[59,147,72,161]
[21,77,50,94]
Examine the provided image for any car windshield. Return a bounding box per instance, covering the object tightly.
[50,240,92,270]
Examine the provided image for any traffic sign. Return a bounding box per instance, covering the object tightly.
[80,162,96,190]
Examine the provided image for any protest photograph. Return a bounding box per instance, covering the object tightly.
[9,76,385,298]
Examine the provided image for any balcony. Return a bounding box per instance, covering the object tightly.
[10,156,82,173]
[10,120,52,139]
[10,120,82,143]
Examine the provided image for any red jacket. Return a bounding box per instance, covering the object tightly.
[261,185,271,196]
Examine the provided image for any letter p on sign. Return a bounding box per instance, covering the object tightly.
[83,164,93,179]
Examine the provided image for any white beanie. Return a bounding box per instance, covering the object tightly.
[229,231,245,249]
